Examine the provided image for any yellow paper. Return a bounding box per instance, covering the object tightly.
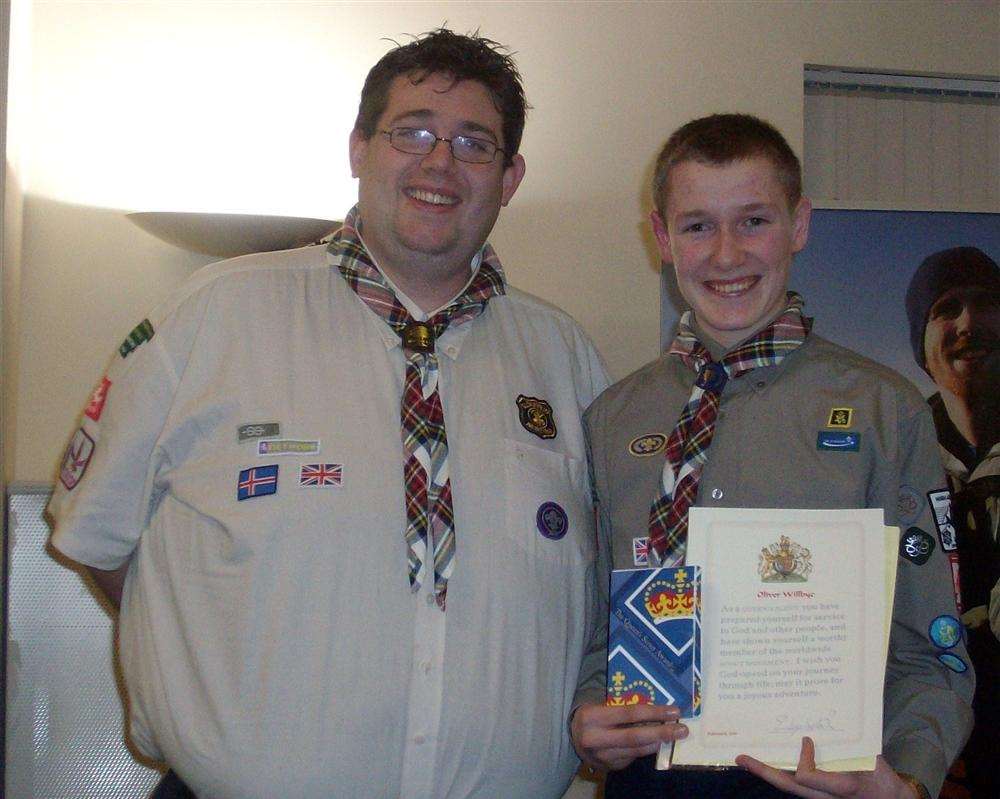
[662,509,897,772]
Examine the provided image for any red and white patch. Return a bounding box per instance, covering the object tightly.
[948,552,963,614]
[59,428,95,490]
[83,376,112,422]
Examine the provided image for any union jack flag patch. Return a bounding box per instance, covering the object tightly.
[299,463,343,487]
[633,536,650,566]
[237,464,278,500]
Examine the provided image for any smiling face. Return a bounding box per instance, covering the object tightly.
[923,284,1000,399]
[652,156,810,348]
[349,73,525,296]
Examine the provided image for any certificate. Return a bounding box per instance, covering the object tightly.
[663,507,896,771]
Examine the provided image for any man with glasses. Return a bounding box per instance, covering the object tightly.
[48,28,608,798]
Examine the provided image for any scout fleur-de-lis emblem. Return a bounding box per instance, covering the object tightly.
[628,433,667,457]
[516,395,557,440]
[827,407,853,428]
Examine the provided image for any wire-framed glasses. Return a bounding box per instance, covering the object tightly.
[381,127,505,164]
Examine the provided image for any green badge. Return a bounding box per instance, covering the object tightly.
[119,318,155,358]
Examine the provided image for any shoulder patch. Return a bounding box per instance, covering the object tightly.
[937,652,968,673]
[927,489,958,551]
[59,428,95,490]
[119,318,155,358]
[83,376,112,422]
[928,614,963,650]
[899,527,934,565]
[948,552,963,614]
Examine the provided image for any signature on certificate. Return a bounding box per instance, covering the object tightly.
[770,713,843,734]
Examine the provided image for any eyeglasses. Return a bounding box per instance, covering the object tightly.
[381,127,506,164]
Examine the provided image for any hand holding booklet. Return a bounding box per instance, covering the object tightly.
[607,507,897,773]
[606,565,702,718]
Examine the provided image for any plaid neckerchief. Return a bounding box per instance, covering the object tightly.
[648,293,812,564]
[328,205,506,609]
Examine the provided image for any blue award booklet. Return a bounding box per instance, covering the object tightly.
[606,566,702,718]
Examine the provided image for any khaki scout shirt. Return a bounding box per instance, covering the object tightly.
[579,332,973,797]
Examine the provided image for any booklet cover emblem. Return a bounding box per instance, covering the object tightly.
[606,566,702,718]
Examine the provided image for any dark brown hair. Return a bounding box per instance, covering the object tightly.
[354,28,527,166]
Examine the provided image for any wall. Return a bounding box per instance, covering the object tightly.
[9,0,999,485]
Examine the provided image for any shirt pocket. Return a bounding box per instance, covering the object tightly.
[500,438,595,568]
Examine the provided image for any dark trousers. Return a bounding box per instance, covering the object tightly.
[150,771,197,799]
[605,755,799,799]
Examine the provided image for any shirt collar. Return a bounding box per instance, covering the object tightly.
[686,314,805,395]
[356,228,485,322]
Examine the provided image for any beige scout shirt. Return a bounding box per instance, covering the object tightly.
[48,243,609,799]
[577,332,974,798]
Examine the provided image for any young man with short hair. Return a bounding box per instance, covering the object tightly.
[906,246,1000,797]
[571,114,973,799]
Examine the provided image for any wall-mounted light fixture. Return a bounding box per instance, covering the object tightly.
[127,212,340,259]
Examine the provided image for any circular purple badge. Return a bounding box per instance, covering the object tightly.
[536,502,569,540]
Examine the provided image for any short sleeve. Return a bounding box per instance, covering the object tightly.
[47,289,209,569]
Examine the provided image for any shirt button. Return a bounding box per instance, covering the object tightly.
[711,488,723,500]
[755,380,766,389]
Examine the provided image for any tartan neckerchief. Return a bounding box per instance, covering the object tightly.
[648,293,812,564]
[328,205,506,610]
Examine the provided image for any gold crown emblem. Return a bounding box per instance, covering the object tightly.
[643,569,695,619]
[607,670,657,706]
[758,535,813,582]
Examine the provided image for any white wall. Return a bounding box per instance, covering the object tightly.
[9,0,1000,485]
